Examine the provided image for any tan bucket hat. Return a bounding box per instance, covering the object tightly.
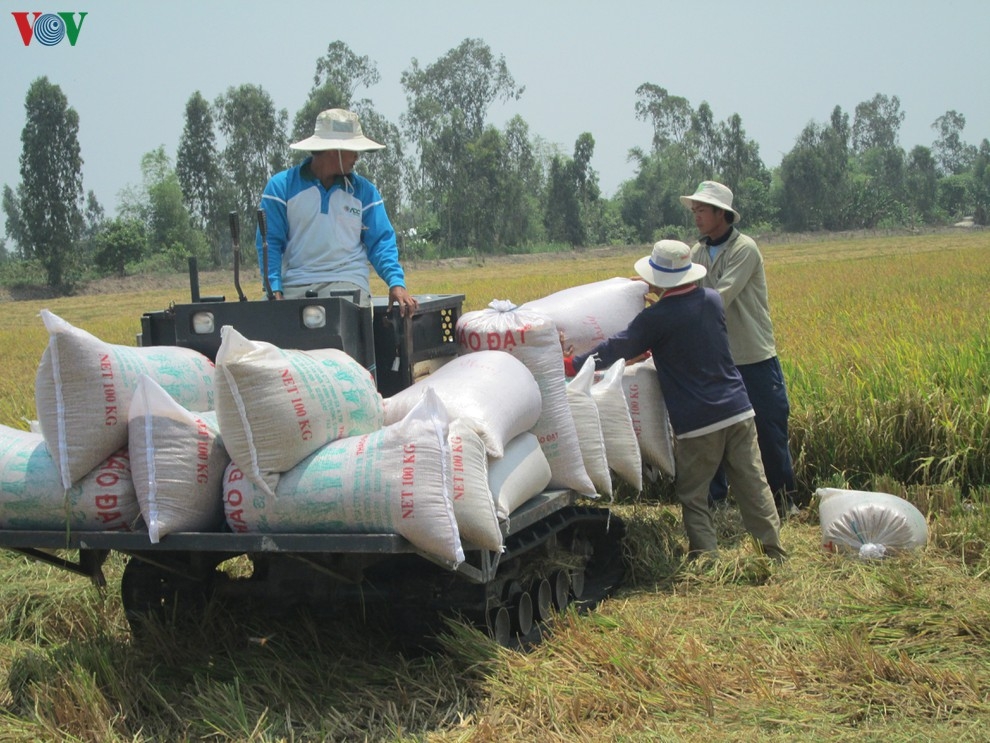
[634,239,707,288]
[679,180,741,223]
[290,109,385,152]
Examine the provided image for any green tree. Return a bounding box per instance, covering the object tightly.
[777,106,852,231]
[214,84,288,229]
[2,185,25,259]
[77,189,106,265]
[931,110,975,176]
[969,139,990,225]
[14,77,84,292]
[120,147,209,270]
[544,156,583,246]
[634,84,692,151]
[617,147,687,242]
[499,115,545,248]
[177,91,226,265]
[290,41,380,146]
[852,93,904,154]
[401,38,523,251]
[904,145,940,224]
[94,217,146,277]
[687,102,721,180]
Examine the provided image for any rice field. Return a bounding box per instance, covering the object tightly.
[0,229,988,741]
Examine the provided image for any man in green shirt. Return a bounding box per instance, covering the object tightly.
[681,181,799,514]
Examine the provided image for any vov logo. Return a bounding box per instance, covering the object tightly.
[11,12,88,46]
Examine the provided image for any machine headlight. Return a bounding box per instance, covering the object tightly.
[302,305,326,329]
[191,312,215,334]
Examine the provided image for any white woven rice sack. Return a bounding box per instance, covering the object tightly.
[456,301,594,496]
[223,388,463,566]
[488,433,552,524]
[591,359,643,491]
[621,358,676,477]
[449,418,502,552]
[0,424,138,531]
[214,326,384,497]
[566,358,612,497]
[384,350,540,458]
[34,309,215,490]
[520,277,648,356]
[129,375,228,543]
[818,488,928,558]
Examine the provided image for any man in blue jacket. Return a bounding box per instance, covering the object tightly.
[256,108,418,316]
[566,240,784,561]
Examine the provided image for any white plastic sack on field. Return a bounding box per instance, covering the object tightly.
[449,418,502,552]
[0,424,138,530]
[456,300,594,496]
[488,432,552,525]
[591,359,643,491]
[34,309,215,490]
[214,326,384,497]
[566,358,612,497]
[621,358,676,477]
[223,387,463,566]
[520,277,648,357]
[129,375,228,543]
[384,350,540,458]
[817,488,928,558]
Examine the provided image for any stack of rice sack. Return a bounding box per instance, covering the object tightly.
[216,327,466,566]
[456,300,596,497]
[512,278,665,493]
[1,309,218,533]
[383,350,548,544]
[522,277,676,482]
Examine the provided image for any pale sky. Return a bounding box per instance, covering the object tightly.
[2,0,987,238]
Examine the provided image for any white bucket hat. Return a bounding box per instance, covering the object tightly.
[679,180,741,223]
[634,239,707,289]
[290,109,385,152]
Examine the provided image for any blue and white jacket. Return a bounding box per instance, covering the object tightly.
[255,158,405,294]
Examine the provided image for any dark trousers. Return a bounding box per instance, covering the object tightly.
[709,356,796,507]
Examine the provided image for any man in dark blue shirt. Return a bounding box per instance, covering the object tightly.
[567,240,784,560]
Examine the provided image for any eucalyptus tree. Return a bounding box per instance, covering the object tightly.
[214,84,288,229]
[634,84,692,151]
[931,110,976,176]
[177,91,225,264]
[687,102,722,181]
[499,115,544,247]
[11,76,84,291]
[291,41,380,145]
[777,106,852,231]
[852,93,905,154]
[401,38,524,250]
[904,145,940,223]
[1,185,25,259]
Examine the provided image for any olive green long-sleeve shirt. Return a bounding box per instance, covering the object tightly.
[690,228,777,366]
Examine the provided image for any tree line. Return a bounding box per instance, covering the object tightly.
[3,38,988,294]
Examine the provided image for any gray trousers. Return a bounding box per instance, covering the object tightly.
[675,417,782,556]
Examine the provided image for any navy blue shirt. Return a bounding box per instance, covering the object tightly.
[572,286,752,436]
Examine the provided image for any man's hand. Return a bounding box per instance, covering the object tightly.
[388,286,419,317]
